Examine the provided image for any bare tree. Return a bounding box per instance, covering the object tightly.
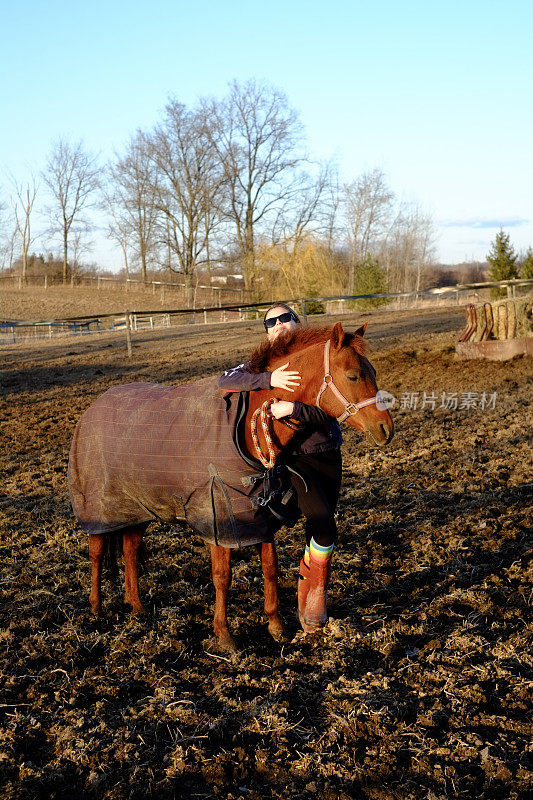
[107,133,157,283]
[265,164,333,296]
[12,177,38,284]
[102,185,131,279]
[273,163,332,245]
[322,162,343,256]
[42,139,99,283]
[204,79,304,293]
[0,186,15,271]
[0,191,7,260]
[379,204,436,292]
[146,101,225,303]
[343,168,395,293]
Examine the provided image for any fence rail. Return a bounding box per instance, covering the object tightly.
[1,279,531,344]
[0,272,247,308]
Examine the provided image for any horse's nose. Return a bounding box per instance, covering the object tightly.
[372,418,394,446]
[380,419,394,444]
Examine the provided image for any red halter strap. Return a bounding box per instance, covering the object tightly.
[316,340,379,423]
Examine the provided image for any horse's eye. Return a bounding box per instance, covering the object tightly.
[347,373,360,383]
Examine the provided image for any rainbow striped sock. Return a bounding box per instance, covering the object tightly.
[309,538,334,563]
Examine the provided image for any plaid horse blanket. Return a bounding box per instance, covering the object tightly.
[68,377,273,548]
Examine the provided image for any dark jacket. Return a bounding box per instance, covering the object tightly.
[218,362,342,455]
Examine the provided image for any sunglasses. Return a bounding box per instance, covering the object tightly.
[264,311,296,329]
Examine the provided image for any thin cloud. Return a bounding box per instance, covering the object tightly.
[440,217,529,229]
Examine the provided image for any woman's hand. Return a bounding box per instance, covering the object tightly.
[269,400,295,419]
[270,363,301,392]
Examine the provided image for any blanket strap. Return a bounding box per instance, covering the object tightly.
[208,463,241,547]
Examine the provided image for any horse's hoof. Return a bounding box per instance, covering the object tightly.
[218,632,239,654]
[268,618,285,642]
[125,599,146,615]
[89,599,101,615]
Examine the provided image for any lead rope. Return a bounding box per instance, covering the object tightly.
[250,400,277,468]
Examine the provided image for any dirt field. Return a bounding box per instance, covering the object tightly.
[0,284,245,323]
[1,304,532,800]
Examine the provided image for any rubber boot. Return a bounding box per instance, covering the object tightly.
[301,553,332,630]
[297,557,311,628]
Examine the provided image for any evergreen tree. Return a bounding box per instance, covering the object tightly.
[353,255,389,308]
[487,229,519,281]
[520,246,533,279]
[486,229,518,297]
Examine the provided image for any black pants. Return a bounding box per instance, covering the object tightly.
[286,449,342,549]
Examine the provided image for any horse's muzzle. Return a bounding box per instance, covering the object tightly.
[367,416,395,447]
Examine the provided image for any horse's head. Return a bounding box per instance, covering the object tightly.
[257,321,394,447]
[322,322,394,446]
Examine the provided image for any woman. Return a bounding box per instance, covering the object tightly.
[218,303,342,631]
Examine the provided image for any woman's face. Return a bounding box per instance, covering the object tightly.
[264,306,299,340]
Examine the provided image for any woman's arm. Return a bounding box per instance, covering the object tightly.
[290,401,334,424]
[269,400,334,424]
[218,362,301,393]
[218,362,272,392]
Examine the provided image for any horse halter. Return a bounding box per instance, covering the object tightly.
[316,340,379,423]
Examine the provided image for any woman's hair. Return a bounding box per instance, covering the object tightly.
[262,302,301,325]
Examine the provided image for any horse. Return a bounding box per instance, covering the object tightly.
[68,322,394,652]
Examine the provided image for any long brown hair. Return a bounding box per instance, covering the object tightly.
[249,326,366,373]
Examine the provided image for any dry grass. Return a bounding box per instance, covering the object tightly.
[1,308,532,800]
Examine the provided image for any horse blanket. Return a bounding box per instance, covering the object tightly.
[68,377,274,548]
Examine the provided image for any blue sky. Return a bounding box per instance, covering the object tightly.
[1,0,531,266]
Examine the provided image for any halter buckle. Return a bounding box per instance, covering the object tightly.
[345,403,360,416]
[324,373,333,384]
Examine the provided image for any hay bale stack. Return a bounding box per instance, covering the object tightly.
[471,297,532,341]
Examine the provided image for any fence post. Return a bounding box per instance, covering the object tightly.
[300,298,308,325]
[125,309,133,358]
[44,275,48,289]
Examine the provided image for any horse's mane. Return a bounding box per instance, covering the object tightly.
[248,326,367,373]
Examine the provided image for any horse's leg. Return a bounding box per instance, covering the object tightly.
[89,533,105,614]
[123,525,146,615]
[210,544,238,653]
[257,541,284,641]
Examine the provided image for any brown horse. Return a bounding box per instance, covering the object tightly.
[73,322,393,652]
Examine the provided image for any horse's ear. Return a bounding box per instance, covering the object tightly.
[331,322,347,350]
[354,323,367,337]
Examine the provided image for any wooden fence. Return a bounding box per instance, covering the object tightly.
[0,273,248,309]
[1,279,532,344]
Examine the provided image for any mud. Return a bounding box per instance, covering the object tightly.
[1,307,531,800]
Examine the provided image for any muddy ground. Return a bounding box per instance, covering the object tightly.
[1,306,532,800]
